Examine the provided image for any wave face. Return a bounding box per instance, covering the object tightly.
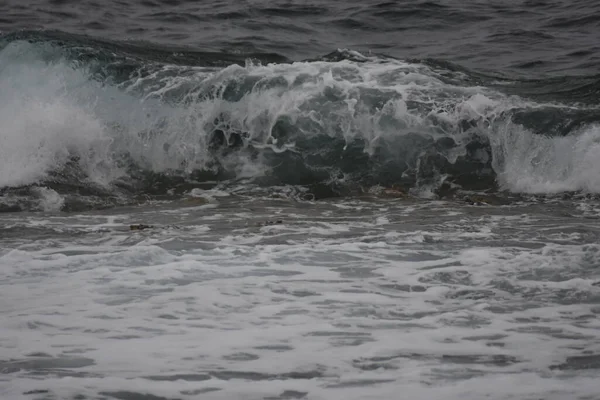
[2,32,600,210]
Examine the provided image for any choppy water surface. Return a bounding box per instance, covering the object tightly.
[2,193,600,399]
[2,0,600,75]
[1,0,600,399]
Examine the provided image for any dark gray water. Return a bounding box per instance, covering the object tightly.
[2,0,600,75]
[1,2,600,399]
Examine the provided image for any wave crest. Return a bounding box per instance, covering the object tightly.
[1,33,600,210]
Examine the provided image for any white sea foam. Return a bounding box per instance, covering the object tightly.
[492,121,600,193]
[31,186,65,212]
[0,56,117,187]
[1,197,599,399]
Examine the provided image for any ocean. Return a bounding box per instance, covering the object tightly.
[1,1,600,399]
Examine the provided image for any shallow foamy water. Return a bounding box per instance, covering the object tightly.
[1,194,600,400]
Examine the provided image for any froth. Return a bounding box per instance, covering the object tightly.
[32,187,65,212]
[0,43,118,187]
[492,120,600,193]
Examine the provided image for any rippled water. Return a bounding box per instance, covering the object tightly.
[2,0,600,75]
[1,1,600,399]
[2,193,600,399]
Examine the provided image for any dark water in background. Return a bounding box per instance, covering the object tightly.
[2,0,600,75]
[1,0,600,210]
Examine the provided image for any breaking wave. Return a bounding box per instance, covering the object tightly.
[2,31,600,210]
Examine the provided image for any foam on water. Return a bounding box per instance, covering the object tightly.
[492,122,600,193]
[1,196,600,399]
[30,187,65,212]
[0,51,116,188]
